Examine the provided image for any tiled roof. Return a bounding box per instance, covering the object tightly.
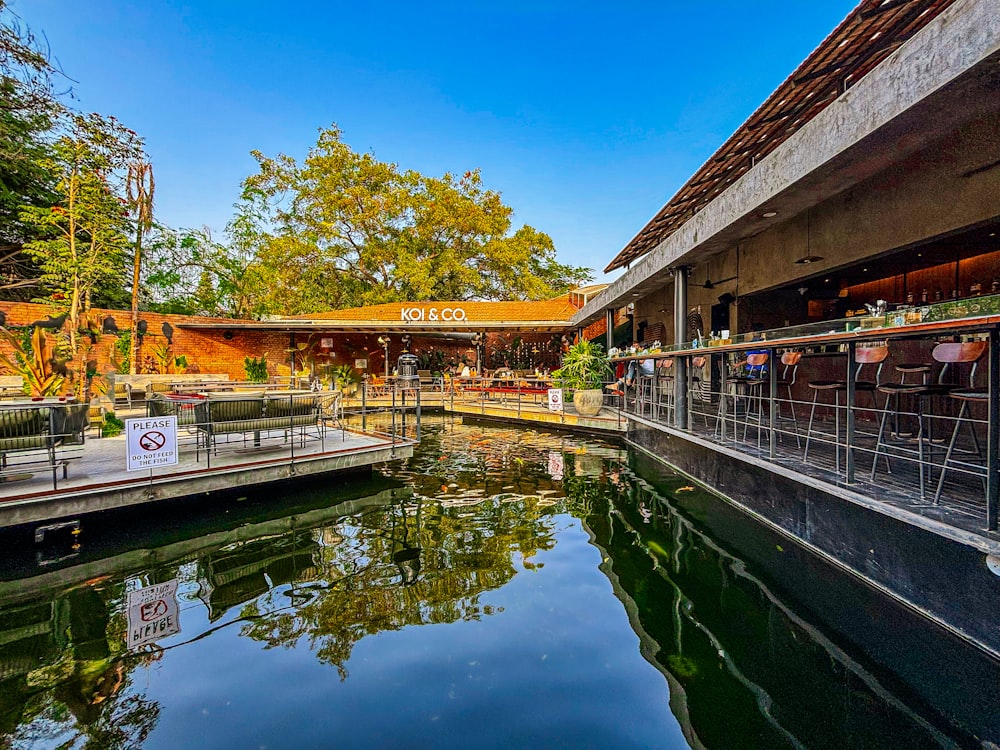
[291,298,580,324]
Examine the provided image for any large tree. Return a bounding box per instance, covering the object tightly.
[20,112,142,365]
[242,124,591,314]
[0,0,63,297]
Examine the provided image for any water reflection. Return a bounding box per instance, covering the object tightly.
[0,419,996,748]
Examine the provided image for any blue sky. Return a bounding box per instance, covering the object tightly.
[20,1,857,284]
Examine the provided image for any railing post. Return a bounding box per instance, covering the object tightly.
[362,377,367,431]
[768,346,777,459]
[846,341,857,483]
[987,327,998,531]
[673,266,689,428]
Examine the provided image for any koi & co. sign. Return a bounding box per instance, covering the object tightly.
[400,306,468,322]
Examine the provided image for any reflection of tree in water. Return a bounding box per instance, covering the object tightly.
[0,582,161,750]
[237,496,560,679]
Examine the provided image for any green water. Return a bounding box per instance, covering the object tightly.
[0,417,996,748]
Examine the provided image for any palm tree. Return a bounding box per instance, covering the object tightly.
[126,159,154,374]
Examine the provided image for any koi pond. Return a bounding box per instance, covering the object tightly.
[0,418,997,748]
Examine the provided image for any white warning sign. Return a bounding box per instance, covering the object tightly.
[547,388,564,413]
[127,579,180,648]
[125,416,178,471]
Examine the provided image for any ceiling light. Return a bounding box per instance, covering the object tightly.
[631,292,640,297]
[794,255,824,264]
[761,211,778,218]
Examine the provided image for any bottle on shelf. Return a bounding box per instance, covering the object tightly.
[905,291,914,304]
[920,288,929,304]
[992,278,1000,294]
[970,281,982,296]
[933,288,943,301]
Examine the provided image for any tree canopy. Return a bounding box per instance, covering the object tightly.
[238,124,592,314]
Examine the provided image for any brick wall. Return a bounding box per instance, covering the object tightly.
[0,302,285,381]
[0,302,569,384]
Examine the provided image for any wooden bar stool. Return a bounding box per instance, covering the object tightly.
[803,345,887,474]
[872,341,986,499]
[775,351,802,448]
[655,359,674,421]
[932,342,989,503]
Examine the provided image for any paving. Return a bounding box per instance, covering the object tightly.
[0,408,414,527]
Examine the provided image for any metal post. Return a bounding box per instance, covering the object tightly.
[362,376,367,431]
[673,267,689,428]
[846,341,857,483]
[987,327,998,530]
[606,309,615,353]
[416,383,421,441]
[768,346,777,459]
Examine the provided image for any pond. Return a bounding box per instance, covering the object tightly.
[0,417,997,748]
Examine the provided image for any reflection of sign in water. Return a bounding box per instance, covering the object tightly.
[125,416,178,471]
[127,579,180,648]
[355,358,368,369]
[548,451,564,480]
[547,388,563,413]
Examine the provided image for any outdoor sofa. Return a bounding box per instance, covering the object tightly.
[0,402,89,488]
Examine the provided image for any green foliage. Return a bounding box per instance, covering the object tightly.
[240,124,593,314]
[330,363,358,392]
[552,339,611,392]
[150,342,172,374]
[112,331,131,374]
[0,2,63,296]
[102,412,124,437]
[19,112,143,358]
[244,353,268,383]
[0,324,67,396]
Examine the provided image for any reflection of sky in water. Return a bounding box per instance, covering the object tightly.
[0,420,994,749]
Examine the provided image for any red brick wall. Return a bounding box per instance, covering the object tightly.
[0,302,569,382]
[0,302,287,381]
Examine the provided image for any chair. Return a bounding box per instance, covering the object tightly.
[931,342,988,503]
[113,381,132,409]
[872,342,986,500]
[88,402,105,438]
[655,359,675,421]
[803,344,887,473]
[775,351,802,447]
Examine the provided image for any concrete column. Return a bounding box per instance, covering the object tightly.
[673,267,689,428]
[606,309,614,352]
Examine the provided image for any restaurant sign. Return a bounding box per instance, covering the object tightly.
[400,306,467,322]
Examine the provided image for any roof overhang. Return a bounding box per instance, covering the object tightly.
[177,320,575,334]
[575,0,1000,328]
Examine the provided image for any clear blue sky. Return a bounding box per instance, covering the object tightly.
[20,1,857,284]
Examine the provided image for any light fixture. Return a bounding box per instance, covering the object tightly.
[794,255,824,264]
[761,210,778,218]
[631,292,640,297]
[703,275,737,289]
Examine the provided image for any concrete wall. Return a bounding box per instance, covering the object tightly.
[631,105,1000,342]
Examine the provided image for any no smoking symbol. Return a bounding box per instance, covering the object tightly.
[139,431,166,451]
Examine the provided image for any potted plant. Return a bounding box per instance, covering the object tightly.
[331,364,359,395]
[552,339,612,417]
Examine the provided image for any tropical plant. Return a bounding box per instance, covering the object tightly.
[150,341,172,374]
[102,412,124,437]
[0,324,67,396]
[112,330,131,374]
[244,353,268,383]
[330,363,358,392]
[174,354,188,373]
[552,339,612,392]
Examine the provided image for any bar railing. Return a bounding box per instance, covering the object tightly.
[611,319,998,532]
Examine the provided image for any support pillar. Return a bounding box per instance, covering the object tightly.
[673,267,690,429]
[606,309,615,352]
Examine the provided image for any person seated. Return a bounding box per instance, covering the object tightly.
[610,358,654,394]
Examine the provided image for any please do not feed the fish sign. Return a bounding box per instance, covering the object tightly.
[125,416,179,471]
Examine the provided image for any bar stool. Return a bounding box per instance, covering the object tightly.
[775,351,802,448]
[932,342,988,503]
[803,344,887,473]
[740,353,771,445]
[655,359,674,421]
[689,356,713,428]
[872,341,986,499]
[636,367,657,417]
